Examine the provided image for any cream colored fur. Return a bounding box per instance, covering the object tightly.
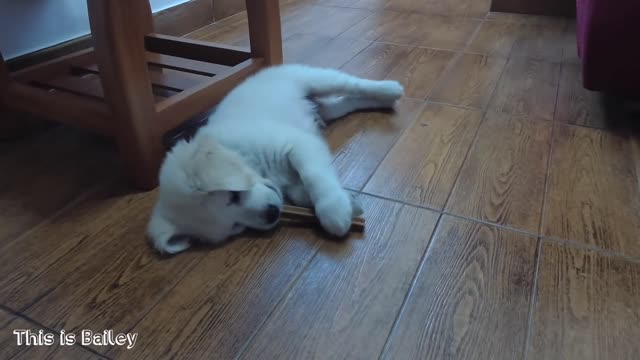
[147,64,404,254]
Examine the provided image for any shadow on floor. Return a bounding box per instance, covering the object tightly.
[601,94,640,136]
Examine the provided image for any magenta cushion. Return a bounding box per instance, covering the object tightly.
[576,0,640,97]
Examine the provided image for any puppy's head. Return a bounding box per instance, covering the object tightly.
[147,132,283,254]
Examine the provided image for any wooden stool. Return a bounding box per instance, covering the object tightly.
[0,0,282,190]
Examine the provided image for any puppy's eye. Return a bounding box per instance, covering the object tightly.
[228,191,241,205]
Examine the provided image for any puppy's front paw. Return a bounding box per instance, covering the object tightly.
[315,192,353,237]
[350,193,364,217]
[375,80,404,100]
[230,223,246,236]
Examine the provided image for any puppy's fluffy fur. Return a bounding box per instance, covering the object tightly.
[147,64,404,254]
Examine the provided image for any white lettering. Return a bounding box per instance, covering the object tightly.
[43,332,55,346]
[13,329,27,345]
[115,333,126,346]
[81,330,93,346]
[126,333,138,349]
[13,329,55,346]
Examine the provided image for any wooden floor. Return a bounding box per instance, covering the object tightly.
[2,0,640,359]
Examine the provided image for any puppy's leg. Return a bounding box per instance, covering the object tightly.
[287,180,362,216]
[315,95,396,123]
[147,212,189,254]
[288,137,354,236]
[291,65,404,100]
[285,183,313,207]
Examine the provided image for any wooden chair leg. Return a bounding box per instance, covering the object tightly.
[88,0,162,190]
[1,52,53,140]
[1,51,25,139]
[0,51,7,105]
[246,0,283,65]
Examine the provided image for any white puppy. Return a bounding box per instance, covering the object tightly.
[147,64,404,254]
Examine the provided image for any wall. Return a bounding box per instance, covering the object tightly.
[0,0,189,60]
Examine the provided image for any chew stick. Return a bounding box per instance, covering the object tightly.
[281,205,365,232]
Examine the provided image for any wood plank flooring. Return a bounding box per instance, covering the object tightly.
[529,242,640,360]
[555,63,606,128]
[445,112,552,233]
[429,53,506,109]
[542,125,640,256]
[488,58,560,121]
[240,197,439,360]
[364,103,483,209]
[382,216,537,360]
[1,311,101,359]
[1,1,638,359]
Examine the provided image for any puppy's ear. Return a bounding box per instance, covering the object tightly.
[147,211,190,254]
[188,132,256,192]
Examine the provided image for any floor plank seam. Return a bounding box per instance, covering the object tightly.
[18,284,58,314]
[0,304,113,360]
[311,14,377,70]
[372,41,487,56]
[480,47,511,112]
[438,49,510,211]
[536,60,563,238]
[537,108,558,236]
[352,189,541,238]
[358,189,640,263]
[559,34,567,66]
[118,252,208,338]
[333,10,377,40]
[209,9,247,28]
[522,239,543,360]
[440,210,539,237]
[462,18,485,52]
[439,114,484,209]
[562,121,614,131]
[631,138,640,193]
[355,181,640,266]
[376,211,445,360]
[540,236,640,264]
[356,188,640,262]
[351,102,427,192]
[368,41,565,65]
[0,176,118,253]
[233,243,322,360]
[183,20,218,38]
[426,100,486,112]
[306,4,488,20]
[423,53,470,103]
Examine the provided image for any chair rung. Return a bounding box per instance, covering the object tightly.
[156,58,263,133]
[10,48,96,82]
[77,55,212,92]
[145,53,231,77]
[145,33,251,66]
[6,82,112,135]
[34,72,176,103]
[39,74,104,99]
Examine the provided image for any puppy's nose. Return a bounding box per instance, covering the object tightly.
[264,204,281,224]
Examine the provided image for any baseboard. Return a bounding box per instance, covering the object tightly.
[6,0,215,72]
[490,0,576,17]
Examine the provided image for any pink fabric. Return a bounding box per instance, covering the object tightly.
[576,0,640,98]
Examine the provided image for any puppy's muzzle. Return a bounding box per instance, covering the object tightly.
[264,204,281,224]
